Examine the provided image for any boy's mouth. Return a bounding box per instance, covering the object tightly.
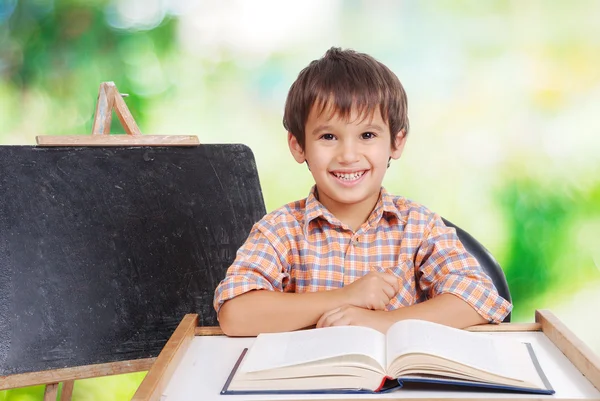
[330,170,367,182]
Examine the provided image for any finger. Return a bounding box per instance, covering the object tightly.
[329,316,351,327]
[381,273,400,292]
[370,296,387,311]
[381,282,397,300]
[319,310,345,328]
[322,312,351,328]
[375,299,387,311]
[368,295,386,310]
[317,307,341,328]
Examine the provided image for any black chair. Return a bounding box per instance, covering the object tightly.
[442,218,512,323]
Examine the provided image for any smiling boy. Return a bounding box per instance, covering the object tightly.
[213,47,512,336]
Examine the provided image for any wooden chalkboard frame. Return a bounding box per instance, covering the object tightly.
[1,358,155,400]
[1,82,202,401]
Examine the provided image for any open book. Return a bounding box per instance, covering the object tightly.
[221,319,554,395]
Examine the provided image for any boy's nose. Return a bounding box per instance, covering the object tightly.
[338,141,359,164]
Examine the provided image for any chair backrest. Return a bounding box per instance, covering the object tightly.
[442,218,512,323]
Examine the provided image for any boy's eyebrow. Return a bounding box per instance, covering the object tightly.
[362,123,386,132]
[310,124,334,135]
[311,123,385,136]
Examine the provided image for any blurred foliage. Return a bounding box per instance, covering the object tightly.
[499,179,600,320]
[502,180,572,305]
[0,371,146,401]
[1,0,177,135]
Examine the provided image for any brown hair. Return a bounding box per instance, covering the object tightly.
[283,47,409,150]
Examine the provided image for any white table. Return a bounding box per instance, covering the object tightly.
[132,310,600,401]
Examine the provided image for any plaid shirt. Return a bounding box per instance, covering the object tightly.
[213,187,512,323]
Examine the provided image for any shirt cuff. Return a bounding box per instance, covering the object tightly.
[435,279,513,324]
[213,275,275,315]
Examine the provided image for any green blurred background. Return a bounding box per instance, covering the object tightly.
[1,0,599,399]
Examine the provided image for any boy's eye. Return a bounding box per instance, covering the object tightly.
[361,132,376,139]
[320,134,335,140]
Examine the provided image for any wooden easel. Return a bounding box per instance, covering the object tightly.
[3,82,199,401]
[36,81,199,146]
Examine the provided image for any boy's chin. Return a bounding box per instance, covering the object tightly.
[318,187,381,205]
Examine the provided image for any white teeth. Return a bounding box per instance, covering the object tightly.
[333,171,365,181]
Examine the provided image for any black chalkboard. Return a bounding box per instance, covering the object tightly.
[0,144,266,375]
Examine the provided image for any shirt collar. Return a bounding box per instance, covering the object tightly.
[303,186,335,231]
[303,186,403,236]
[379,187,404,220]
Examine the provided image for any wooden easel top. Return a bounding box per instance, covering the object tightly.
[36,81,199,146]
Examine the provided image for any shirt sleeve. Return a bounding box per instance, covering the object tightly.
[415,214,512,323]
[213,221,289,315]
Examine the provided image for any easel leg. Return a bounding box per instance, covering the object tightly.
[44,383,59,401]
[60,380,75,401]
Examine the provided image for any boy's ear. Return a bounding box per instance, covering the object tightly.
[288,132,306,164]
[390,130,408,160]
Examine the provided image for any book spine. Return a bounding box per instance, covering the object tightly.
[374,376,391,392]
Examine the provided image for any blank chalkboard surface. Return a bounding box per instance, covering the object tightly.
[0,144,266,376]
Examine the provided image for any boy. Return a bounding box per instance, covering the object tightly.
[214,47,512,336]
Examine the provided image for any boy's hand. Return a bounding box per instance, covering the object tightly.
[316,305,394,334]
[338,272,400,310]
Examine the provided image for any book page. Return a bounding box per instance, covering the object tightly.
[240,325,386,374]
[385,320,537,382]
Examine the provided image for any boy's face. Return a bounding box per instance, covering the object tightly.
[288,104,406,214]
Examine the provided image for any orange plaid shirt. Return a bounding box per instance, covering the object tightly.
[213,187,512,323]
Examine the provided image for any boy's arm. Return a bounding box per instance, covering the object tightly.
[219,290,338,336]
[317,293,486,333]
[386,293,487,327]
[413,213,512,324]
[219,271,400,336]
[219,272,399,336]
[215,220,400,336]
